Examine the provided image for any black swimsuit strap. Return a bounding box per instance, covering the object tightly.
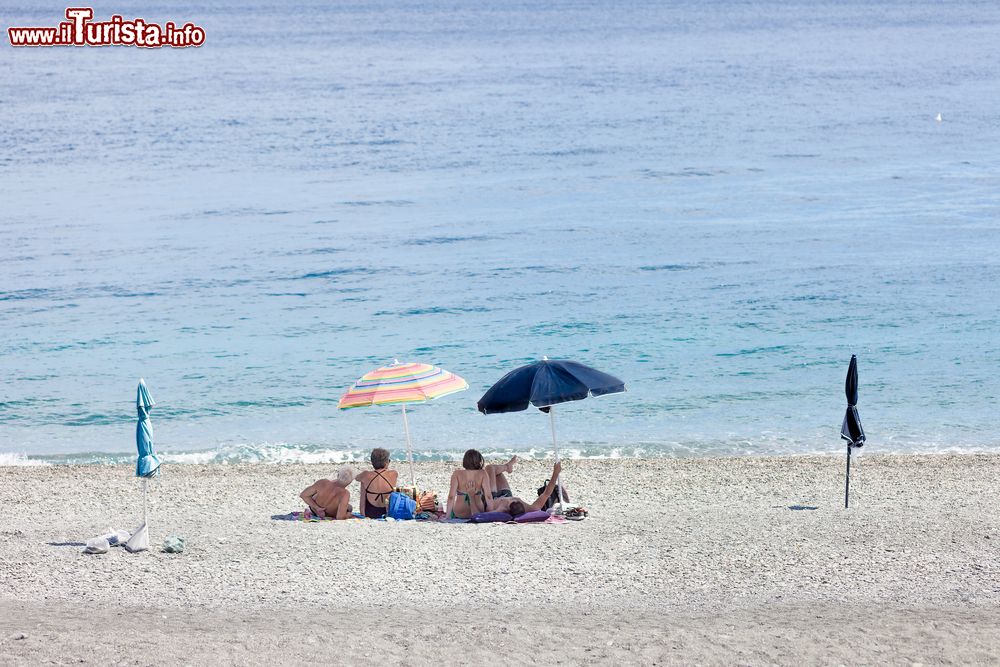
[365,469,392,501]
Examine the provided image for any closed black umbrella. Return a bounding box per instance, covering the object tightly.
[478,357,626,511]
[841,355,866,508]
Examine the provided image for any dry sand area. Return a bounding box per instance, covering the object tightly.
[1,454,999,665]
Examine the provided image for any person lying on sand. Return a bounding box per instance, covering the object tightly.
[447,449,494,519]
[355,447,398,519]
[299,465,354,519]
[485,457,563,517]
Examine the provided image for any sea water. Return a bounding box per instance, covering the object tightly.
[1,1,999,464]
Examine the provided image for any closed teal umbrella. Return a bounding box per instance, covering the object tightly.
[135,379,160,529]
[136,379,160,478]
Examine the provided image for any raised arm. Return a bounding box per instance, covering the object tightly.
[447,470,459,515]
[355,471,368,517]
[527,461,562,512]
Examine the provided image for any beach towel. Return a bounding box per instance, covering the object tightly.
[469,511,513,523]
[282,511,364,522]
[467,510,568,525]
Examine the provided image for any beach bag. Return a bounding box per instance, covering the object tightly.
[537,480,570,511]
[386,491,417,520]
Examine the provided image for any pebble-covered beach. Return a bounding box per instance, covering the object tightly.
[2,455,998,664]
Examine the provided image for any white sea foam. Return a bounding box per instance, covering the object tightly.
[0,452,51,466]
[162,443,367,465]
[9,436,1000,467]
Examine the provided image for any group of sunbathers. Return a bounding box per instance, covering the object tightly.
[299,447,564,520]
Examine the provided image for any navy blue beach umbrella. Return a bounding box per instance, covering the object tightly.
[841,355,865,508]
[478,357,626,510]
[477,358,626,415]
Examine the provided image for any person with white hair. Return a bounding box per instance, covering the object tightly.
[299,465,355,519]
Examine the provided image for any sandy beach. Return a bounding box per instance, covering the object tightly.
[2,454,999,665]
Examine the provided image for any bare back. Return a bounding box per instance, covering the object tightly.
[448,469,489,518]
[357,468,398,512]
[300,479,351,519]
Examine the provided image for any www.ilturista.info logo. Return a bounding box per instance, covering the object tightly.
[7,8,205,48]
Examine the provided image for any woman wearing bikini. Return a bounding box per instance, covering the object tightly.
[355,447,398,519]
[447,449,490,518]
[446,449,519,518]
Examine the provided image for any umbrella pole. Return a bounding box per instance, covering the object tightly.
[549,407,565,513]
[844,444,851,509]
[143,477,148,526]
[402,404,416,488]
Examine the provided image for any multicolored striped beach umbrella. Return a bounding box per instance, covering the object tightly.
[339,361,468,485]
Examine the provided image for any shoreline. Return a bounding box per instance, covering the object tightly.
[2,455,999,663]
[6,447,1000,468]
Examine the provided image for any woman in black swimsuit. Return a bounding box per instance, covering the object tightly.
[355,447,398,519]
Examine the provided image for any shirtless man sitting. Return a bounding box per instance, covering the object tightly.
[485,457,563,517]
[299,465,354,519]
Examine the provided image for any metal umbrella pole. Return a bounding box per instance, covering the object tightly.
[841,356,866,510]
[401,404,416,488]
[548,406,567,513]
[844,443,852,509]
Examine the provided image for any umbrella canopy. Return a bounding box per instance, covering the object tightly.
[338,361,468,409]
[840,355,866,447]
[339,361,468,487]
[135,379,161,478]
[478,358,626,513]
[477,358,626,414]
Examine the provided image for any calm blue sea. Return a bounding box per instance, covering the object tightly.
[1,1,999,465]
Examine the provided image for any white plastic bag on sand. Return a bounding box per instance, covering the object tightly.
[99,529,131,547]
[83,537,109,554]
[125,523,150,553]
